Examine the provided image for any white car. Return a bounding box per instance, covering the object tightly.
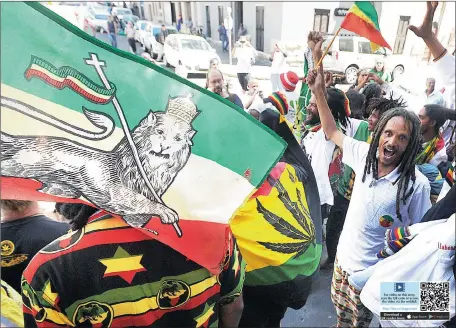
[322,35,406,84]
[163,35,221,77]
[143,24,178,60]
[111,7,132,20]
[87,9,110,33]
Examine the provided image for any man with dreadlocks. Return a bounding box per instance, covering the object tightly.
[301,32,359,223]
[306,31,432,328]
[323,96,407,270]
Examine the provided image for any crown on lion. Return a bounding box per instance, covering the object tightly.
[166,94,200,125]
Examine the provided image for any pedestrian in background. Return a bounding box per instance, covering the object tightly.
[125,21,136,54]
[370,57,391,83]
[218,22,229,52]
[270,43,287,92]
[176,13,183,32]
[233,35,256,92]
[107,15,118,48]
[186,17,193,34]
[349,69,370,93]
[206,68,244,109]
[238,23,247,39]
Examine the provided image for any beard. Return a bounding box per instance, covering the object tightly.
[305,112,321,126]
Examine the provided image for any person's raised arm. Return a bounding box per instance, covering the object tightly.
[409,2,446,59]
[308,31,325,95]
[306,69,345,148]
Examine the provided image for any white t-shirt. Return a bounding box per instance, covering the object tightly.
[302,118,367,206]
[240,93,263,111]
[303,129,336,206]
[336,137,432,274]
[236,47,255,73]
[270,51,286,74]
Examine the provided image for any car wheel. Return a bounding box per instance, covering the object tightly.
[344,66,359,85]
[392,65,404,81]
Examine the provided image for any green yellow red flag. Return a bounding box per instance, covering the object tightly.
[341,1,391,52]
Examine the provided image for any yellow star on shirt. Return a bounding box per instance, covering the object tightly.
[40,279,59,308]
[99,246,146,284]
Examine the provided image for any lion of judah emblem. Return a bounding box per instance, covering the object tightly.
[1,95,199,228]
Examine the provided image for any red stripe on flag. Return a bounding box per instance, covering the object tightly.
[341,13,391,50]
[251,162,286,197]
[23,219,229,281]
[5,176,229,276]
[25,69,111,104]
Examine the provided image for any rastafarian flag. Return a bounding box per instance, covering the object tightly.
[25,56,116,104]
[0,2,286,274]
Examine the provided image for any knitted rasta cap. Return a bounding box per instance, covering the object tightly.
[266,92,289,117]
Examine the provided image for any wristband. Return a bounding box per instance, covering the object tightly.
[433,49,448,62]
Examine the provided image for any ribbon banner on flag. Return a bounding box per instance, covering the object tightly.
[0,2,286,273]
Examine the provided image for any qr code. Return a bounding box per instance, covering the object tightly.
[420,282,450,311]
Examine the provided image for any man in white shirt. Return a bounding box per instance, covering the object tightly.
[270,44,287,92]
[233,36,256,92]
[306,32,431,328]
[422,77,445,106]
[240,78,264,112]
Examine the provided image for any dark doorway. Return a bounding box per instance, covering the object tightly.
[234,1,243,40]
[256,5,264,51]
[205,6,211,38]
[171,2,176,24]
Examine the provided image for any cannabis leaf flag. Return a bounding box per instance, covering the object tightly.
[0,2,286,274]
[231,162,321,291]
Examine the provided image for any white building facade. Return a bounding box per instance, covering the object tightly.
[141,1,455,56]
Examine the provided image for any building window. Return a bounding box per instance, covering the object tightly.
[218,6,224,26]
[393,16,410,54]
[314,9,330,33]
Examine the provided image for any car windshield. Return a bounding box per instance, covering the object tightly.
[116,9,132,15]
[180,39,210,51]
[95,14,108,20]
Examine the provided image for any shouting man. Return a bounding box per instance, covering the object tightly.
[306,32,431,327]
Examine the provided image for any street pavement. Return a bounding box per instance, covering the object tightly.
[96,32,378,327]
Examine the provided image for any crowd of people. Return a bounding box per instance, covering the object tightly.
[1,2,455,327]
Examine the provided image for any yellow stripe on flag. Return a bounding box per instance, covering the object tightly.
[349,5,378,31]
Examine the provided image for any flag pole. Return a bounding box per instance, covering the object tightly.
[315,27,342,70]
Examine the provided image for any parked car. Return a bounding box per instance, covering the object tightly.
[163,34,221,78]
[143,24,178,60]
[122,15,139,24]
[322,35,406,84]
[111,7,132,20]
[87,9,110,33]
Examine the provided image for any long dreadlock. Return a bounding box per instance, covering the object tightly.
[362,108,421,221]
[366,94,407,118]
[327,88,350,132]
[362,83,382,118]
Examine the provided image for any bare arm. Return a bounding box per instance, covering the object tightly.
[218,294,244,327]
[409,2,446,59]
[307,69,345,148]
[308,31,325,95]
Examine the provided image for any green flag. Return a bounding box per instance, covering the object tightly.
[295,48,314,141]
[0,2,286,273]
